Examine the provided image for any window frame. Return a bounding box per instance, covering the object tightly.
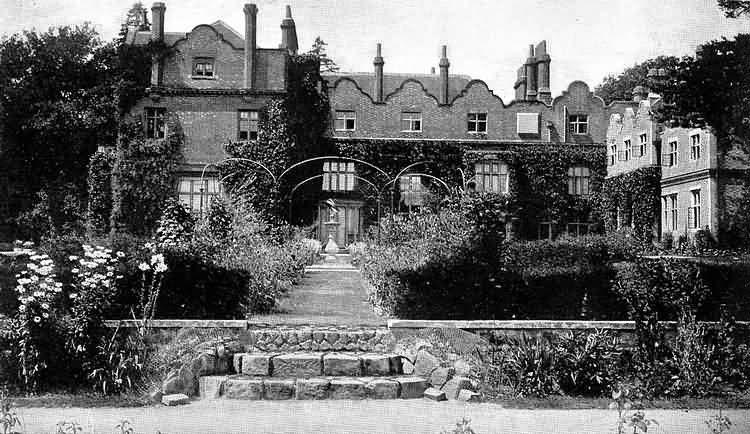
[608,143,617,166]
[566,222,591,237]
[662,193,679,231]
[475,160,509,194]
[568,114,589,135]
[663,139,678,167]
[567,166,590,197]
[516,112,540,135]
[638,133,648,158]
[192,57,215,78]
[690,134,701,161]
[322,160,356,192]
[400,111,422,132]
[689,189,701,229]
[238,109,259,141]
[334,110,357,132]
[624,139,632,161]
[399,175,425,207]
[467,112,488,134]
[177,175,223,214]
[145,107,167,139]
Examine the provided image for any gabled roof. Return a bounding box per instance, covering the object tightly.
[125,20,245,48]
[323,72,472,101]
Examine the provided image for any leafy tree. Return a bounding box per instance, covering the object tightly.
[717,0,750,18]
[307,36,339,73]
[595,56,681,104]
[123,2,151,31]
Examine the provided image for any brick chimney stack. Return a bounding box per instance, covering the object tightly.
[514,66,527,101]
[150,2,166,86]
[280,5,298,55]
[439,45,450,105]
[525,44,537,101]
[535,40,551,103]
[244,4,258,89]
[373,43,385,103]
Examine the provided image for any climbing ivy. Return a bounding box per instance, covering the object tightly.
[597,166,662,241]
[84,148,115,237]
[218,55,332,223]
[109,119,182,236]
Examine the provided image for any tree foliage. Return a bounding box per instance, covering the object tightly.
[307,36,339,73]
[717,0,750,17]
[595,56,681,104]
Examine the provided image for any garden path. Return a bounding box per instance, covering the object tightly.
[248,256,385,326]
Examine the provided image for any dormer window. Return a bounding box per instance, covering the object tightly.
[690,134,701,160]
[334,110,356,131]
[193,58,215,78]
[568,114,588,135]
[401,112,422,132]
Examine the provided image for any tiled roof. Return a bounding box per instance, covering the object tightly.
[126,21,244,48]
[323,72,472,101]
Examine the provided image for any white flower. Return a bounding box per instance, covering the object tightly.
[69,255,79,261]
[69,293,78,299]
[40,259,53,266]
[138,262,150,271]
[55,282,62,288]
[72,268,80,273]
[33,316,41,323]
[18,278,31,285]
[18,305,26,312]
[42,312,49,318]
[41,303,49,310]
[33,291,43,298]
[154,262,168,273]
[150,254,165,266]
[116,251,125,258]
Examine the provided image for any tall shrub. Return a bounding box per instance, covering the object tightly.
[85,148,115,237]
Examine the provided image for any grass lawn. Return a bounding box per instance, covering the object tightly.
[486,394,750,409]
[7,392,150,408]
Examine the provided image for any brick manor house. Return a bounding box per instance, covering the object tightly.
[122,2,746,245]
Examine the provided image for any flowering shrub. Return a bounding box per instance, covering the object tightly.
[11,251,64,391]
[205,198,231,240]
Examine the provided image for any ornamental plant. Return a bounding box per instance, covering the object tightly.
[155,199,195,249]
[66,245,125,384]
[12,251,64,391]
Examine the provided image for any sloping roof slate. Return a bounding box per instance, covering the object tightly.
[127,20,244,48]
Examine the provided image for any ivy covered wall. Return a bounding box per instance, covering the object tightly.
[597,166,662,242]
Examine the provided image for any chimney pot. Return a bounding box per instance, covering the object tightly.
[280,5,298,54]
[438,45,450,104]
[373,43,384,103]
[150,2,166,86]
[244,3,258,89]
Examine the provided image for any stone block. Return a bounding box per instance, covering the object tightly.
[365,379,399,399]
[329,378,366,399]
[457,390,482,402]
[264,379,296,400]
[323,353,361,376]
[423,387,447,401]
[396,377,428,399]
[198,376,225,399]
[312,331,325,343]
[361,354,391,376]
[272,353,322,378]
[242,354,272,376]
[162,393,190,406]
[429,367,455,388]
[190,352,217,376]
[389,355,404,375]
[223,378,264,400]
[295,378,330,400]
[414,350,440,377]
[401,358,415,375]
[441,376,474,400]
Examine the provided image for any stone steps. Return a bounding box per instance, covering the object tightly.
[199,374,429,400]
[232,352,403,377]
[243,327,394,352]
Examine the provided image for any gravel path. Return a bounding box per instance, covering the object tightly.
[14,399,750,434]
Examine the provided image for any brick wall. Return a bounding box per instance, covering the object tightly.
[605,101,659,177]
[328,78,614,144]
[130,94,281,168]
[161,25,287,92]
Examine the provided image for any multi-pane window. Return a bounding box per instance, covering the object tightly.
[664,140,678,167]
[238,110,259,140]
[566,222,590,237]
[568,114,588,135]
[193,58,214,77]
[400,112,422,132]
[334,110,356,131]
[399,175,424,207]
[145,107,166,139]
[467,112,488,133]
[689,189,701,229]
[620,139,632,161]
[567,166,590,197]
[608,143,616,166]
[662,193,678,231]
[322,160,355,192]
[639,133,648,157]
[475,161,509,194]
[690,134,701,160]
[178,176,222,213]
[538,221,553,240]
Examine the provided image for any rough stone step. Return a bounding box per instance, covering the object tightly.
[232,352,403,377]
[209,375,428,400]
[243,327,394,353]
